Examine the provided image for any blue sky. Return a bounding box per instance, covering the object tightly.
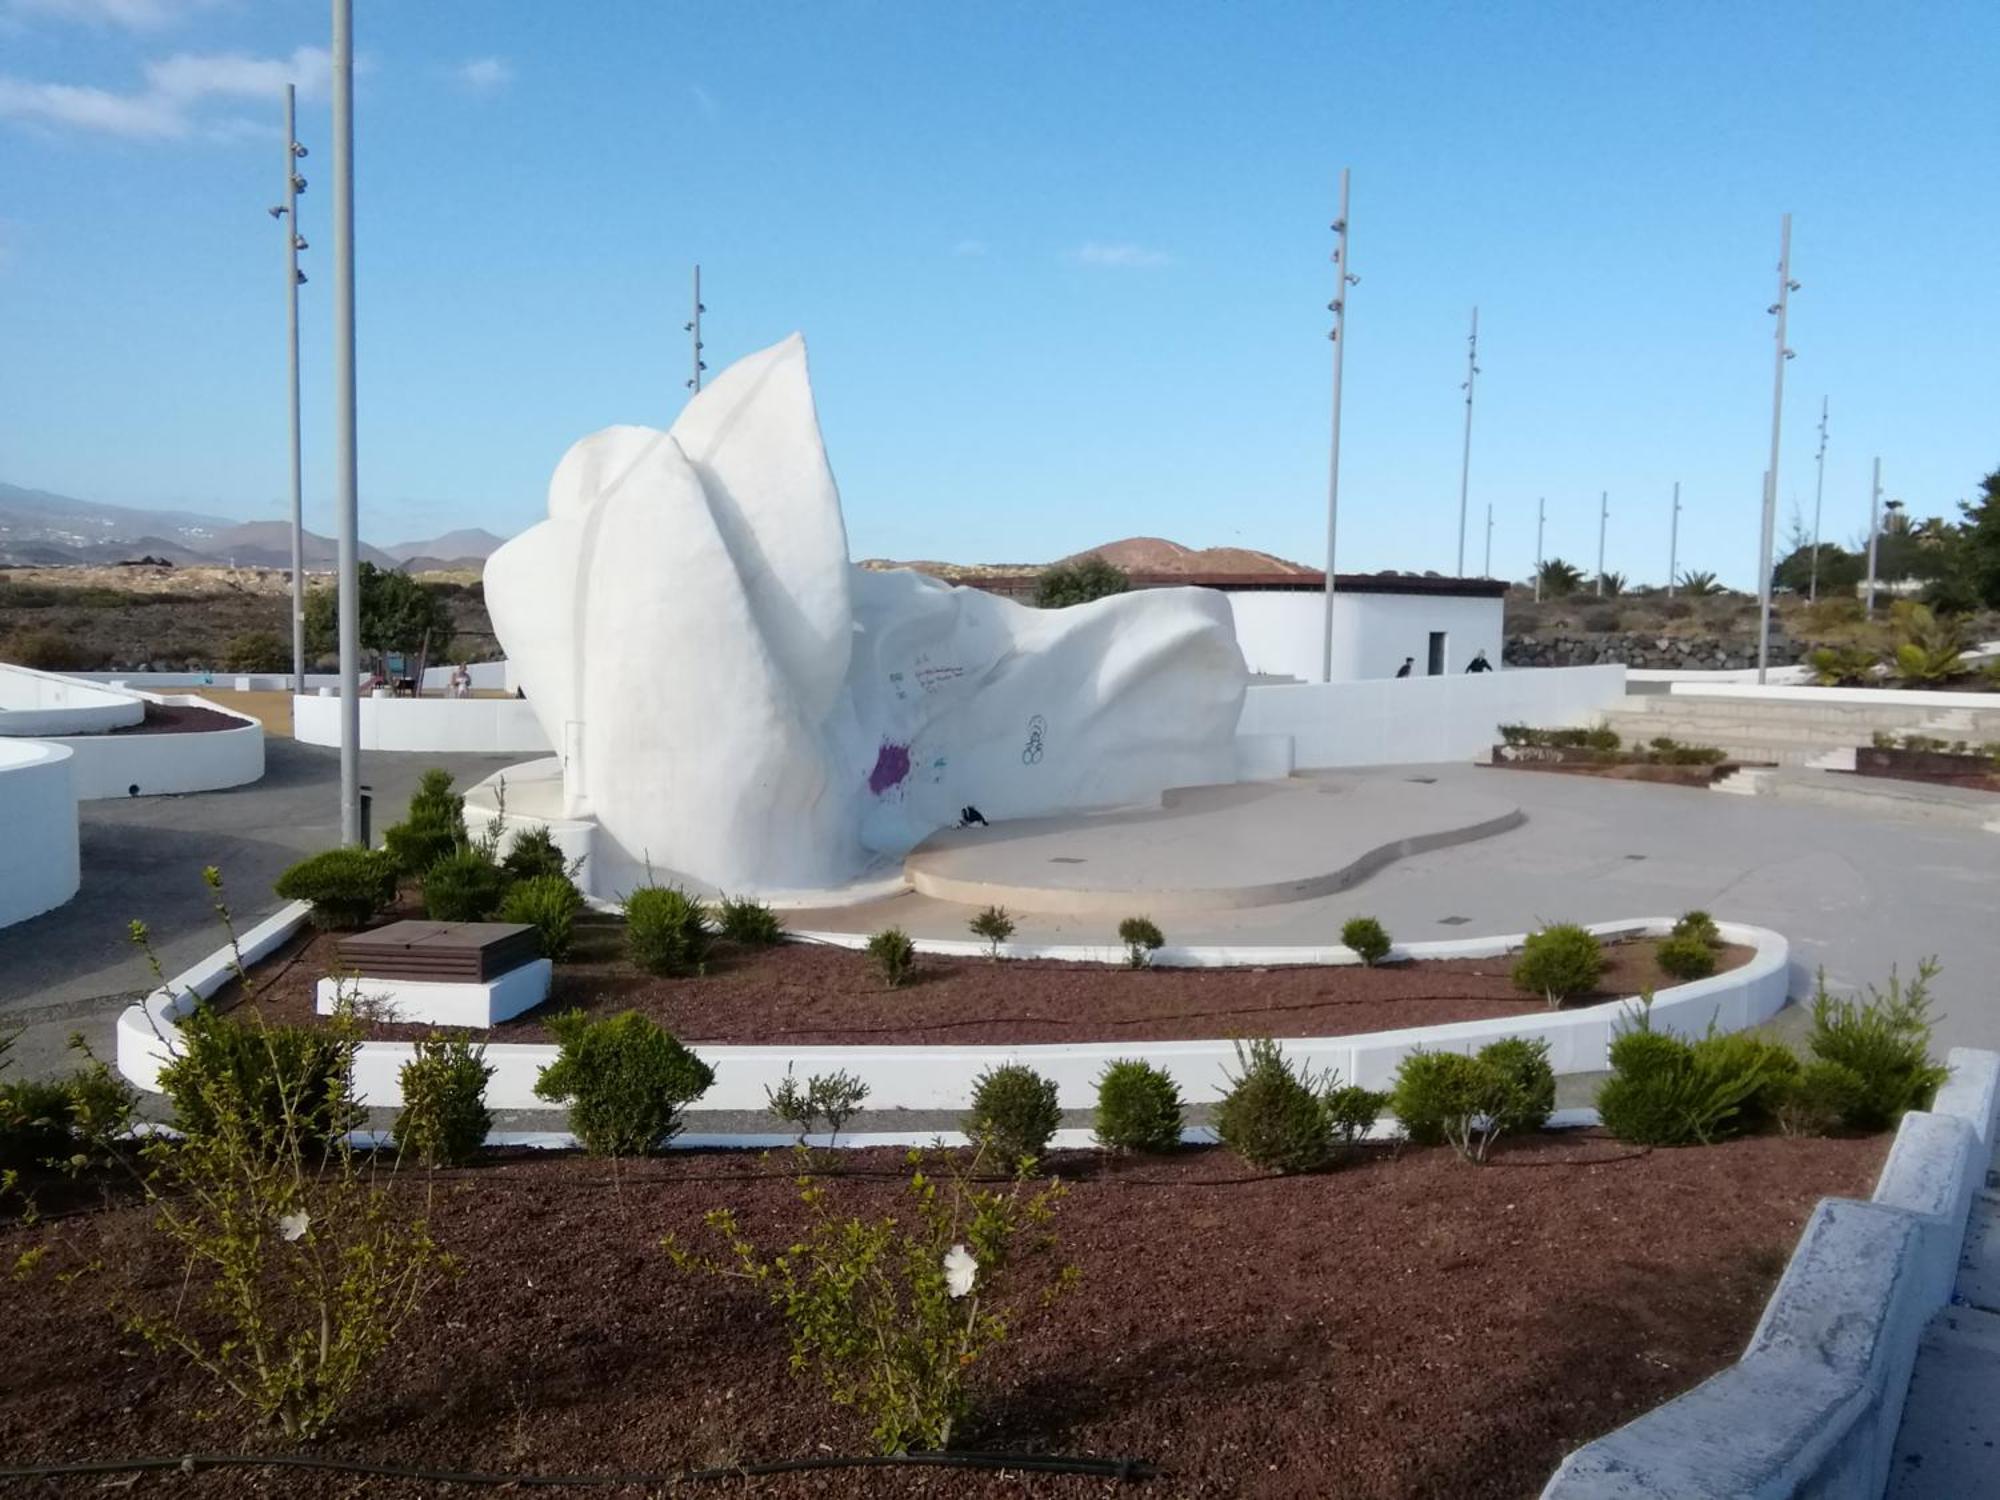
[1,1,1994,584]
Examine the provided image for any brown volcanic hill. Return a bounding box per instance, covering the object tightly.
[1057,536,1314,576]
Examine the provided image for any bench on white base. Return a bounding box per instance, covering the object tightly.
[317,959,551,1029]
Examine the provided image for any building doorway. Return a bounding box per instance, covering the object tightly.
[1427,631,1447,676]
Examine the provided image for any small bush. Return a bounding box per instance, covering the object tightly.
[382,769,467,878]
[393,1037,494,1167]
[1118,915,1165,969]
[222,630,289,673]
[1655,931,1718,981]
[1776,1060,1869,1137]
[4,628,99,671]
[273,847,397,930]
[1391,1039,1553,1162]
[1583,724,1621,753]
[625,885,713,977]
[157,1008,360,1147]
[965,1064,1062,1167]
[1478,1037,1557,1134]
[1807,962,1949,1131]
[500,825,571,883]
[765,1067,870,1147]
[1341,916,1392,966]
[969,905,1016,959]
[1512,923,1604,1006]
[718,895,784,947]
[1323,1084,1388,1147]
[532,1010,715,1156]
[1671,910,1722,947]
[1214,1038,1333,1174]
[1690,1031,1799,1131]
[866,927,917,988]
[1093,1059,1184,1154]
[1594,1014,1772,1147]
[0,1050,135,1173]
[422,846,507,923]
[498,873,583,961]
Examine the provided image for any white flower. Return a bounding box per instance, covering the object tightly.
[943,1244,977,1299]
[277,1210,311,1243]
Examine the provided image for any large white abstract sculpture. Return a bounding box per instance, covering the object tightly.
[484,335,1246,897]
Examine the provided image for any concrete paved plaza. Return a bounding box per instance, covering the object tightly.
[5,749,1998,1085]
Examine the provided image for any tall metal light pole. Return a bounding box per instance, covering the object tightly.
[331,0,361,844]
[684,264,706,395]
[1533,496,1545,601]
[1319,167,1356,683]
[1594,490,1608,595]
[1756,213,1799,685]
[1454,306,1480,575]
[1864,458,1884,615]
[1483,502,1493,577]
[1808,396,1829,601]
[1666,481,1682,597]
[273,85,309,694]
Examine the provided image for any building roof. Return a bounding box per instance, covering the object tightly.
[959,569,1509,599]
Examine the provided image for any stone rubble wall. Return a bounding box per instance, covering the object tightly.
[1505,631,1803,671]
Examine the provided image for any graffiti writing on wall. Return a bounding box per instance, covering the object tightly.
[1022,714,1047,766]
[868,741,913,795]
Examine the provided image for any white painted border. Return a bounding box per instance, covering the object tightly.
[118,910,1789,1112]
[1668,680,2000,710]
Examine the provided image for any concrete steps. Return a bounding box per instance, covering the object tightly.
[1598,694,2000,770]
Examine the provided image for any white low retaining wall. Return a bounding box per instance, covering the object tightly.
[1542,1045,2000,1500]
[1668,680,2000,712]
[1239,664,1627,769]
[118,914,1788,1114]
[292,692,551,754]
[0,739,80,927]
[0,662,145,736]
[40,693,265,799]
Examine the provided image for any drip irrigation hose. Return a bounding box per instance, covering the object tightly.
[0,1449,1154,1488]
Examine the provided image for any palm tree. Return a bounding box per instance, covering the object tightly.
[1677,569,1724,597]
[1537,557,1585,599]
[1596,570,1628,598]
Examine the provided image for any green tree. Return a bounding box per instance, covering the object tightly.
[1772,542,1864,595]
[1957,466,2000,610]
[303,563,454,668]
[1034,554,1129,608]
[1536,557,1585,599]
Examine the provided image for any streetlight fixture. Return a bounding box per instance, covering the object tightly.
[1808,396,1829,602]
[272,85,309,694]
[1455,306,1480,576]
[1666,481,1682,597]
[1319,167,1357,683]
[331,0,361,844]
[684,264,706,395]
[1756,214,1800,685]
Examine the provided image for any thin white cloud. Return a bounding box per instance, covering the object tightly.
[457,56,511,93]
[0,44,329,140]
[1072,241,1172,269]
[952,238,987,258]
[691,83,717,119]
[5,0,221,30]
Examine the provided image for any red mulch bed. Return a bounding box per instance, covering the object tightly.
[104,701,245,736]
[1484,759,1754,787]
[225,914,1751,1046]
[0,1132,1884,1499]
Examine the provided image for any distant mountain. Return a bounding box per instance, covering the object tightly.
[386,528,507,565]
[200,521,401,571]
[1059,536,1315,577]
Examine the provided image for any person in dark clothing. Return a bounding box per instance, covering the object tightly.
[1394,657,1415,678]
[1466,650,1493,673]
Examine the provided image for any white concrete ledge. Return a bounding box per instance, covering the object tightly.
[0,739,79,928]
[118,912,1788,1114]
[293,692,551,754]
[43,692,264,799]
[1542,1044,2000,1500]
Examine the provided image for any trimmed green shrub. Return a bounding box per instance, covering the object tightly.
[625,885,713,977]
[1690,1031,1800,1131]
[0,1034,134,1172]
[969,905,1016,959]
[501,825,571,883]
[1478,1037,1557,1134]
[765,1067,870,1148]
[532,1010,715,1156]
[1594,1017,1775,1147]
[1655,931,1718,981]
[866,927,917,988]
[498,873,584,961]
[1776,1060,1869,1137]
[1512,923,1604,1006]
[1118,915,1165,969]
[1390,1039,1553,1162]
[965,1063,1062,1167]
[1671,910,1722,947]
[1093,1059,1184,1154]
[1215,1038,1333,1175]
[422,846,507,923]
[1807,962,1949,1131]
[382,769,466,878]
[157,1007,359,1146]
[717,895,784,947]
[1324,1084,1388,1147]
[1341,916,1392,966]
[274,847,398,930]
[392,1037,493,1167]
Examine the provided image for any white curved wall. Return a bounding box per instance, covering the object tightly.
[0,663,145,736]
[292,693,552,754]
[1227,591,1505,683]
[0,740,80,927]
[41,694,265,799]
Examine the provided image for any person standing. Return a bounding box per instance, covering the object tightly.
[1394,657,1415,678]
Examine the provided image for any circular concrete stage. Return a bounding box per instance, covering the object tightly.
[902,773,1523,915]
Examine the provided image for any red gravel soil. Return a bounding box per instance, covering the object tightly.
[0,1132,1884,1500]
[227,917,1751,1046]
[103,701,246,736]
[1484,760,1752,787]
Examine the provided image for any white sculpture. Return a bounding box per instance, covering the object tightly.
[484,335,1247,898]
